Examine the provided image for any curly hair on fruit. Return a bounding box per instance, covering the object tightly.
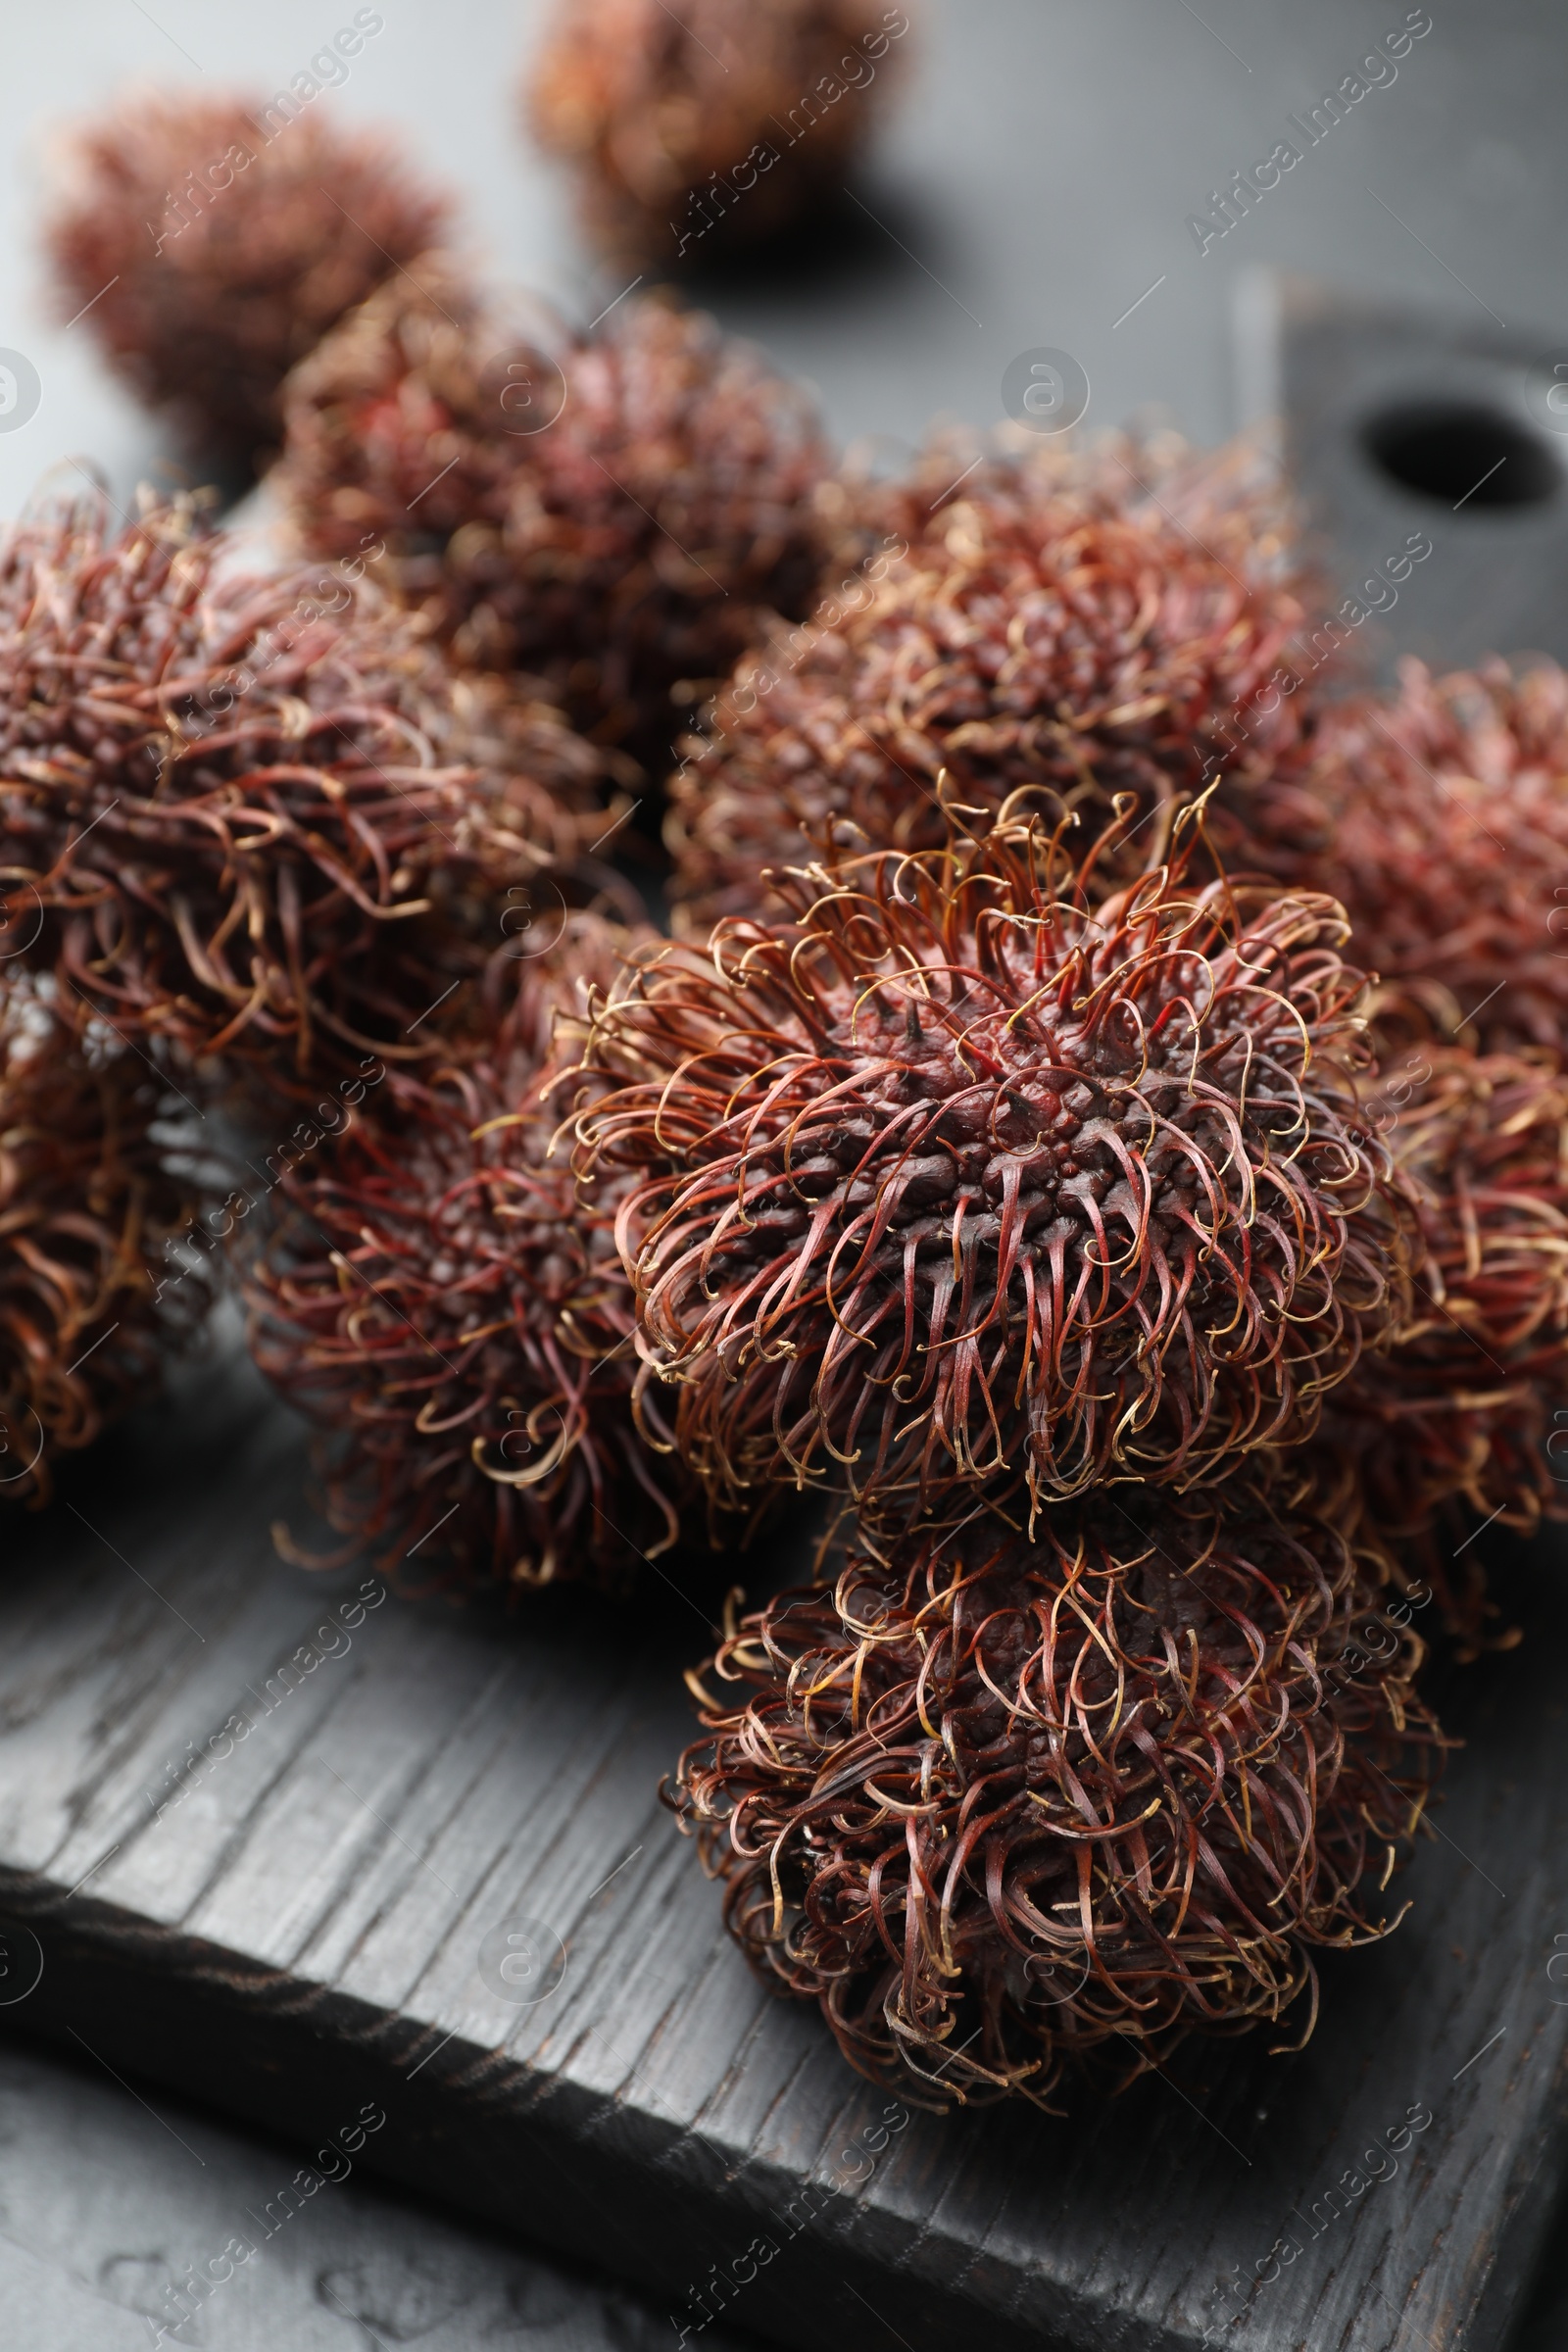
[244,914,686,1592]
[0,495,618,1091]
[577,805,1406,1527]
[665,432,1317,934]
[525,0,911,269]
[672,1485,1439,2108]
[1246,658,1568,1058]
[277,266,830,760]
[45,92,452,456]
[0,982,210,1505]
[1296,1043,1568,1651]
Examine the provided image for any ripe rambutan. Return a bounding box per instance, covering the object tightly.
[1247,658,1568,1057]
[1298,1043,1568,1650]
[672,1484,1439,2107]
[524,0,911,268]
[45,93,453,459]
[665,433,1315,934]
[576,808,1405,1529]
[0,980,210,1505]
[0,495,622,1093]
[277,268,830,764]
[244,912,687,1592]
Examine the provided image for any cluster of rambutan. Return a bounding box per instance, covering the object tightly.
[0,492,631,1088]
[566,794,1447,2102]
[12,87,855,1522]
[0,481,647,1507]
[19,62,1568,2114]
[41,82,858,790]
[562,433,1568,2108]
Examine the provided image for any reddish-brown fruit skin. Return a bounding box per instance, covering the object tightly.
[1292,1045,1568,1651]
[525,0,910,268]
[665,434,1317,935]
[1246,659,1568,1057]
[577,812,1406,1529]
[45,94,452,457]
[0,498,619,1095]
[0,983,211,1505]
[672,1488,1439,2108]
[278,269,831,765]
[244,915,686,1593]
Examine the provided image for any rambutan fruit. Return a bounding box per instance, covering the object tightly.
[243,912,687,1592]
[576,808,1405,1530]
[1247,658,1568,1058]
[664,433,1315,934]
[45,94,453,460]
[524,0,912,269]
[0,494,623,1094]
[0,979,211,1505]
[277,268,830,765]
[672,1483,1439,2107]
[1298,1043,1568,1650]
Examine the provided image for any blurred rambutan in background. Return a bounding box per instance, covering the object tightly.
[1242,658,1568,1058]
[0,493,624,1098]
[244,912,690,1593]
[672,1481,1439,2107]
[45,91,453,462]
[665,433,1315,934]
[577,808,1405,1530]
[525,0,913,269]
[0,977,211,1505]
[278,268,830,770]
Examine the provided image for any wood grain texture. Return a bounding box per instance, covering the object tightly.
[0,1347,1565,2352]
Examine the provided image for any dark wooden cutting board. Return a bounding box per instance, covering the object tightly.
[0,1345,1564,2352]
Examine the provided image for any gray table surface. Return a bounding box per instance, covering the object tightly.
[0,2023,755,2352]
